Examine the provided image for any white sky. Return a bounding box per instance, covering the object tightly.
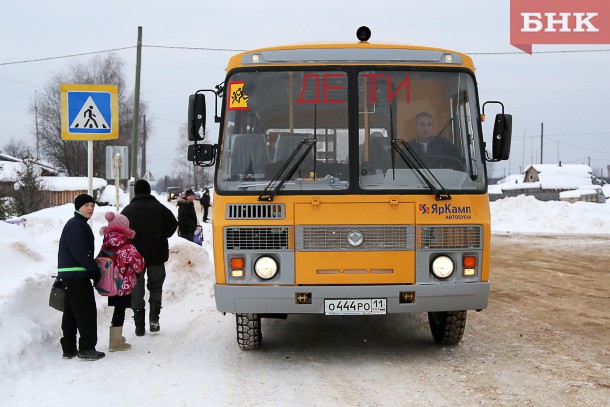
[1,0,610,179]
[0,196,609,404]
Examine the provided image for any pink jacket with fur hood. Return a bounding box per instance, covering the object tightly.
[99,222,145,296]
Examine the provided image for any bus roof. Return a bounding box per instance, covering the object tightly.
[226,42,475,73]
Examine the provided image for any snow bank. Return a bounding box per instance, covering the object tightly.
[490,195,610,234]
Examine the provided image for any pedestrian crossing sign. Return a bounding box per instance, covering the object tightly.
[60,84,119,140]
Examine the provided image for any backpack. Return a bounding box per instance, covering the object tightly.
[95,249,122,296]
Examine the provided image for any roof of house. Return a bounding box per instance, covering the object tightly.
[497,164,594,191]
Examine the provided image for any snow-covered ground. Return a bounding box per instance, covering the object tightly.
[0,195,608,405]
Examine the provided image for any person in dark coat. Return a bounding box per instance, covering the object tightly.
[199,189,211,223]
[177,189,198,242]
[121,179,178,336]
[57,193,105,361]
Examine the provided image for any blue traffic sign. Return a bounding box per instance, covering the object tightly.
[61,84,119,140]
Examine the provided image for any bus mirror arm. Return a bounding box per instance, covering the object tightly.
[187,143,217,167]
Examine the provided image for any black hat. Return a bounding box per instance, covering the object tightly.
[74,193,95,210]
[134,179,151,195]
[185,189,195,197]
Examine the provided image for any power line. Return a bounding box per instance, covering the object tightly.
[143,45,245,52]
[2,44,609,66]
[0,46,136,66]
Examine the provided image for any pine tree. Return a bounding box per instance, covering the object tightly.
[0,163,13,220]
[13,152,47,216]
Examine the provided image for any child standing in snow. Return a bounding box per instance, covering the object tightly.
[98,211,145,352]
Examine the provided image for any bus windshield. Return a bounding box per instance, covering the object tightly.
[217,69,486,194]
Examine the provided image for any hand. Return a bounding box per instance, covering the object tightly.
[91,268,101,286]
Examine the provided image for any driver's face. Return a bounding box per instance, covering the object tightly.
[415,116,434,143]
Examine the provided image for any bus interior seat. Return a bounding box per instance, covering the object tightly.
[230,134,270,178]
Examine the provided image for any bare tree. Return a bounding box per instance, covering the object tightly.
[2,138,31,159]
[29,53,149,177]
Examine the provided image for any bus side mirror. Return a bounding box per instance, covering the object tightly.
[188,144,217,167]
[188,94,206,141]
[492,113,512,161]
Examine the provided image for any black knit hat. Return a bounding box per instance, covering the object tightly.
[185,189,195,197]
[74,193,95,210]
[134,179,151,195]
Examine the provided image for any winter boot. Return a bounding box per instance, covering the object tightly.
[77,349,105,361]
[133,308,146,336]
[109,326,131,352]
[149,300,161,333]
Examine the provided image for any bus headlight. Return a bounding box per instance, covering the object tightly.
[431,255,454,279]
[254,256,278,280]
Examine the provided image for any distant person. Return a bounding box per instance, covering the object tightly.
[403,112,462,168]
[57,193,104,361]
[98,211,145,351]
[177,189,198,242]
[121,179,177,336]
[199,189,211,223]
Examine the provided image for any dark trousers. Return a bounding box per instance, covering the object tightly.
[109,294,131,326]
[131,264,166,310]
[203,206,209,222]
[60,279,98,353]
[179,230,195,242]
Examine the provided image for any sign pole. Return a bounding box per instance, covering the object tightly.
[113,153,121,211]
[88,140,93,196]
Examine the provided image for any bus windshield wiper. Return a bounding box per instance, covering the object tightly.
[388,106,451,201]
[391,140,451,200]
[258,138,315,202]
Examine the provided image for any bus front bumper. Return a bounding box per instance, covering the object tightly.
[214,282,490,314]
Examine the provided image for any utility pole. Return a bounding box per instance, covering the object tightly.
[34,91,40,160]
[130,26,142,185]
[540,122,544,164]
[140,114,147,178]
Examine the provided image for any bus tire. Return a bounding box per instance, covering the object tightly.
[428,310,466,345]
[236,313,262,350]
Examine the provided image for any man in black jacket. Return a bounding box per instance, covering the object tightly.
[122,179,178,336]
[57,193,105,360]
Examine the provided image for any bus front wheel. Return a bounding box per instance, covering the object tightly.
[428,310,466,345]
[236,313,262,350]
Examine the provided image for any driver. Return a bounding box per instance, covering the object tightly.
[409,112,459,158]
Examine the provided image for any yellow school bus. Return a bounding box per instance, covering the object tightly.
[187,27,511,349]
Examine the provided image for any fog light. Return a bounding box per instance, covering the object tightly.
[431,255,454,279]
[254,256,278,280]
[464,268,476,276]
[231,269,244,278]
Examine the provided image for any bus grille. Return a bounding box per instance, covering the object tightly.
[226,204,285,220]
[225,227,290,250]
[417,225,482,249]
[296,225,415,251]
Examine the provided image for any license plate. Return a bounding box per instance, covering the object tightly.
[324,299,387,315]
